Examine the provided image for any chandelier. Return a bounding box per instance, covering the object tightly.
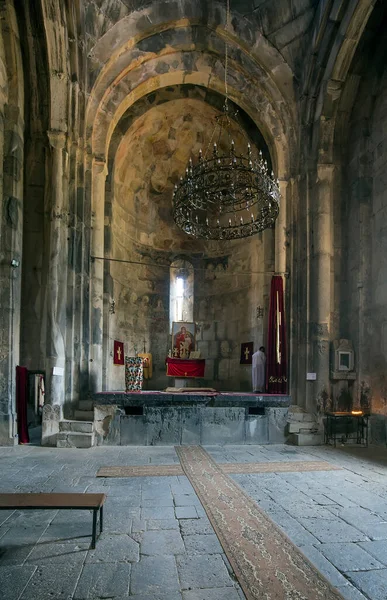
[172,2,280,241]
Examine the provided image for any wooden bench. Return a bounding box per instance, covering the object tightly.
[0,493,106,549]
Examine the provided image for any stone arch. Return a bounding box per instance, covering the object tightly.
[86,7,298,393]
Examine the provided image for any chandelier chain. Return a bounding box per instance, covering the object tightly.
[172,0,280,241]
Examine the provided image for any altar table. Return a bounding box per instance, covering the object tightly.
[166,357,205,378]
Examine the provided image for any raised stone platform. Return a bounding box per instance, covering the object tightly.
[93,391,291,446]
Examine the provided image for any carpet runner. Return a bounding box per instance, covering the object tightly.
[96,460,340,478]
[175,446,344,600]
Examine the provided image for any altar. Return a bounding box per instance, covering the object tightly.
[166,357,205,378]
[92,390,291,446]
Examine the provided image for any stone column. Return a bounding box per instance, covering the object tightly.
[0,90,15,445]
[89,159,108,393]
[42,130,68,445]
[307,163,334,414]
[275,179,288,277]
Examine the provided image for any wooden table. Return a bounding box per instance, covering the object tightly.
[0,493,106,548]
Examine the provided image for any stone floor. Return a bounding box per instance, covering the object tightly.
[1,443,387,599]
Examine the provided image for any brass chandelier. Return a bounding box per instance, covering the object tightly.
[172,1,280,241]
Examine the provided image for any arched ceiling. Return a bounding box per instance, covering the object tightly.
[112,95,269,254]
[84,0,318,83]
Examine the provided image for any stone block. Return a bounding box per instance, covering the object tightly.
[215,321,226,339]
[59,420,93,433]
[121,415,147,445]
[209,340,220,357]
[204,358,214,379]
[287,422,317,433]
[42,404,62,447]
[226,320,238,340]
[56,432,94,448]
[181,407,201,445]
[288,412,316,422]
[94,404,122,445]
[202,322,216,341]
[289,432,324,446]
[266,407,289,443]
[197,340,209,357]
[245,416,269,444]
[201,408,245,444]
[74,410,94,421]
[146,407,181,445]
[78,399,93,411]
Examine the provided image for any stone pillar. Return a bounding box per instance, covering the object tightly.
[307,164,334,414]
[0,93,16,445]
[275,179,288,277]
[89,159,108,393]
[42,130,68,444]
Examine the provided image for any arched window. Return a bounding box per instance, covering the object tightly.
[170,260,194,329]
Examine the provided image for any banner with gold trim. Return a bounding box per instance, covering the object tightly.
[113,340,124,365]
[267,276,287,393]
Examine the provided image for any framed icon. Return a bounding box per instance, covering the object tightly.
[171,322,195,358]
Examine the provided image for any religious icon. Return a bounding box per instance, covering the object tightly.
[114,340,124,365]
[240,342,254,365]
[171,322,195,358]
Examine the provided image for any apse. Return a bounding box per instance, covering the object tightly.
[104,89,274,391]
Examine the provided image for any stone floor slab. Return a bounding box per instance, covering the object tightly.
[175,505,198,519]
[140,529,185,555]
[130,555,180,595]
[358,540,387,565]
[299,518,369,543]
[346,569,387,600]
[176,554,234,590]
[183,533,223,555]
[319,542,385,572]
[86,533,139,563]
[19,561,84,600]
[74,562,131,599]
[146,518,179,530]
[0,565,36,600]
[179,518,214,536]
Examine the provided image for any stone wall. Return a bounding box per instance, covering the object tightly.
[344,41,387,414]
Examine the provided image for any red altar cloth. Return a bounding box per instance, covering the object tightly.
[166,358,205,378]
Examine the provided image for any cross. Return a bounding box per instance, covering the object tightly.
[117,346,122,361]
[244,347,250,361]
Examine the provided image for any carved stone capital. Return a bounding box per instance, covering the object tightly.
[47,129,67,150]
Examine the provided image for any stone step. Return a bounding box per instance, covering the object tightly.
[74,410,94,421]
[287,412,316,423]
[78,399,94,411]
[57,431,95,448]
[288,432,324,446]
[288,422,319,434]
[59,420,93,433]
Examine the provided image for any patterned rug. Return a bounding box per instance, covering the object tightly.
[96,460,340,478]
[175,446,344,600]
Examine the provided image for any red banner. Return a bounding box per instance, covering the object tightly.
[166,358,205,378]
[114,341,124,365]
[267,276,287,393]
